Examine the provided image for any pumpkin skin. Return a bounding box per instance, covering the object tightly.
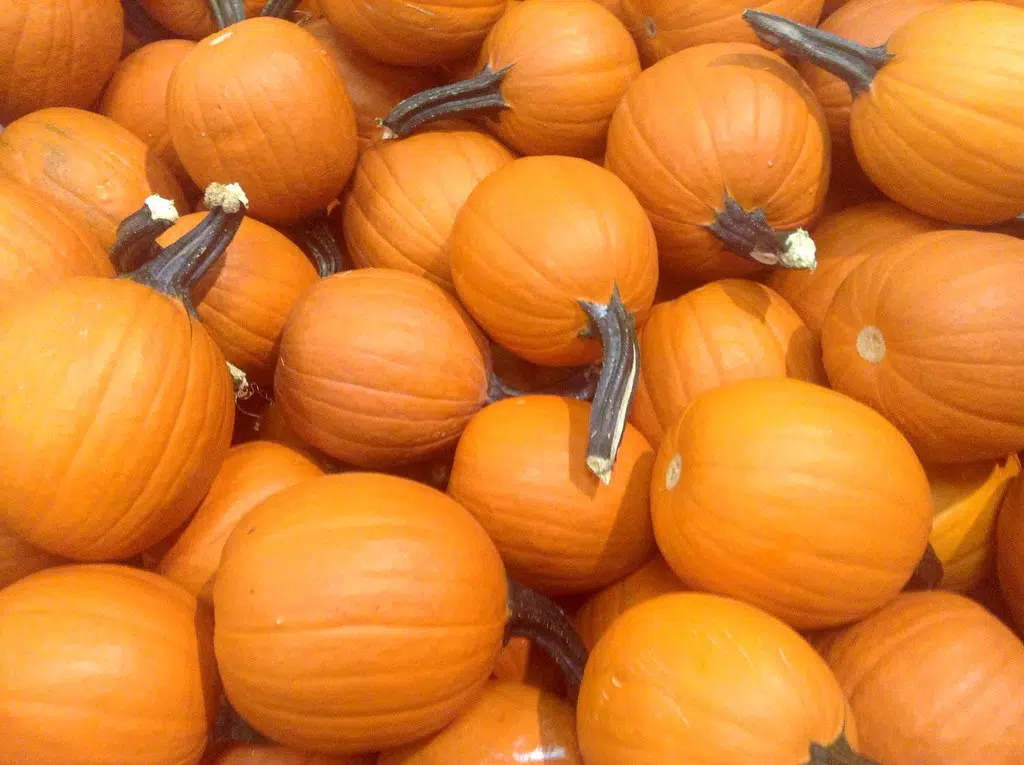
[0,178,112,304]
[822,230,1024,463]
[450,155,658,367]
[343,130,514,292]
[157,442,323,602]
[0,107,187,250]
[926,455,1021,593]
[577,592,860,765]
[377,680,581,765]
[619,0,824,66]
[258,401,337,471]
[0,277,235,561]
[447,396,656,595]
[490,637,565,695]
[274,269,491,468]
[821,591,1024,765]
[605,43,830,282]
[0,565,220,765]
[0,0,123,124]
[167,18,358,226]
[652,377,933,629]
[138,0,264,40]
[766,200,941,343]
[209,744,373,765]
[0,521,64,590]
[213,473,508,754]
[157,213,319,383]
[630,279,826,450]
[320,0,506,67]
[997,473,1024,631]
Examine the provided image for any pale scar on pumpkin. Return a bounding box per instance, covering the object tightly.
[209,31,233,47]
[856,326,886,364]
[665,454,682,490]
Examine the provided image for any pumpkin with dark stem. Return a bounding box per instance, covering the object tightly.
[137,0,265,39]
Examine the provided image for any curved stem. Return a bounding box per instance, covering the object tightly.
[127,183,248,319]
[505,578,588,702]
[110,195,179,274]
[707,195,816,270]
[578,286,639,486]
[121,0,172,43]
[809,733,885,765]
[488,364,601,404]
[904,542,944,591]
[209,0,247,28]
[743,10,892,97]
[286,213,347,277]
[261,0,300,17]
[380,66,512,139]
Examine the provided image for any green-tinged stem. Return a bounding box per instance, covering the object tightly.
[578,286,638,486]
[121,0,172,43]
[505,578,588,702]
[380,66,512,139]
[904,543,944,591]
[209,0,247,28]
[707,195,817,269]
[110,195,179,274]
[285,213,346,277]
[261,0,300,17]
[488,364,601,404]
[126,183,248,319]
[743,10,892,97]
[809,733,886,765]
[210,695,268,746]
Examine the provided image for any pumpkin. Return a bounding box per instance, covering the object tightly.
[342,130,514,292]
[744,2,1024,225]
[274,268,491,469]
[0,185,243,560]
[319,0,505,67]
[257,401,336,470]
[619,0,824,66]
[209,744,373,765]
[0,0,123,124]
[0,178,113,304]
[0,107,187,250]
[377,680,581,765]
[997,473,1024,631]
[450,156,657,481]
[157,441,323,601]
[605,43,829,282]
[821,591,1024,765]
[822,230,1024,463]
[926,455,1021,593]
[577,592,869,765]
[630,279,826,450]
[0,521,65,590]
[0,565,220,765]
[167,17,358,225]
[447,395,656,595]
[138,0,265,39]
[766,200,941,343]
[652,377,933,629]
[381,0,641,158]
[213,472,586,753]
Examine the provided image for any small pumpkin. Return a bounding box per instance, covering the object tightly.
[208,744,373,765]
[0,521,65,590]
[997,473,1024,632]
[821,591,1024,765]
[822,230,1024,463]
[0,565,220,765]
[652,377,933,629]
[630,279,825,450]
[605,43,829,282]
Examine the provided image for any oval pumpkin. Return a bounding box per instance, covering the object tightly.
[997,473,1024,632]
[209,744,373,765]
[0,521,65,591]
[822,229,1024,463]
[652,377,933,629]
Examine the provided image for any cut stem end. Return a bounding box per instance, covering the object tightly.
[110,195,179,273]
[708,195,817,270]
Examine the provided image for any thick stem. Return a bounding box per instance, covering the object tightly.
[127,183,248,319]
[209,0,247,28]
[110,195,179,274]
[488,364,601,404]
[261,0,300,17]
[380,66,512,139]
[578,286,639,486]
[121,0,172,43]
[505,578,588,702]
[904,542,944,591]
[285,213,346,277]
[707,195,816,269]
[743,10,892,97]
[809,733,885,765]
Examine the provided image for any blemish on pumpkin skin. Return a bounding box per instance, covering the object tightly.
[856,326,886,364]
[209,31,233,47]
[643,17,657,38]
[665,454,682,490]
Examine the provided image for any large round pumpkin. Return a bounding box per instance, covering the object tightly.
[997,472,1024,632]
[0,521,65,590]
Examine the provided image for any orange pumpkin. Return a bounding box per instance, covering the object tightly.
[630,279,825,450]
[138,0,265,39]
[652,377,933,629]
[997,473,1024,631]
[0,0,123,124]
[0,107,187,250]
[274,269,491,469]
[343,130,514,291]
[377,680,581,765]
[822,230,1024,463]
[257,400,336,470]
[605,43,829,282]
[0,565,220,765]
[209,744,373,765]
[766,200,942,343]
[167,17,358,225]
[821,591,1024,765]
[578,593,866,764]
[0,521,65,590]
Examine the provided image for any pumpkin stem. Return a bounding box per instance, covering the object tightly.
[261,0,300,17]
[505,578,588,701]
[707,194,817,270]
[380,65,512,139]
[126,182,248,319]
[578,286,639,485]
[285,212,347,277]
[904,542,944,591]
[110,195,180,274]
[209,0,247,28]
[488,363,601,403]
[743,10,892,97]
[809,733,885,765]
[121,0,172,43]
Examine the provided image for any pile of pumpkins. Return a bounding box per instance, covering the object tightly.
[2,0,1024,763]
